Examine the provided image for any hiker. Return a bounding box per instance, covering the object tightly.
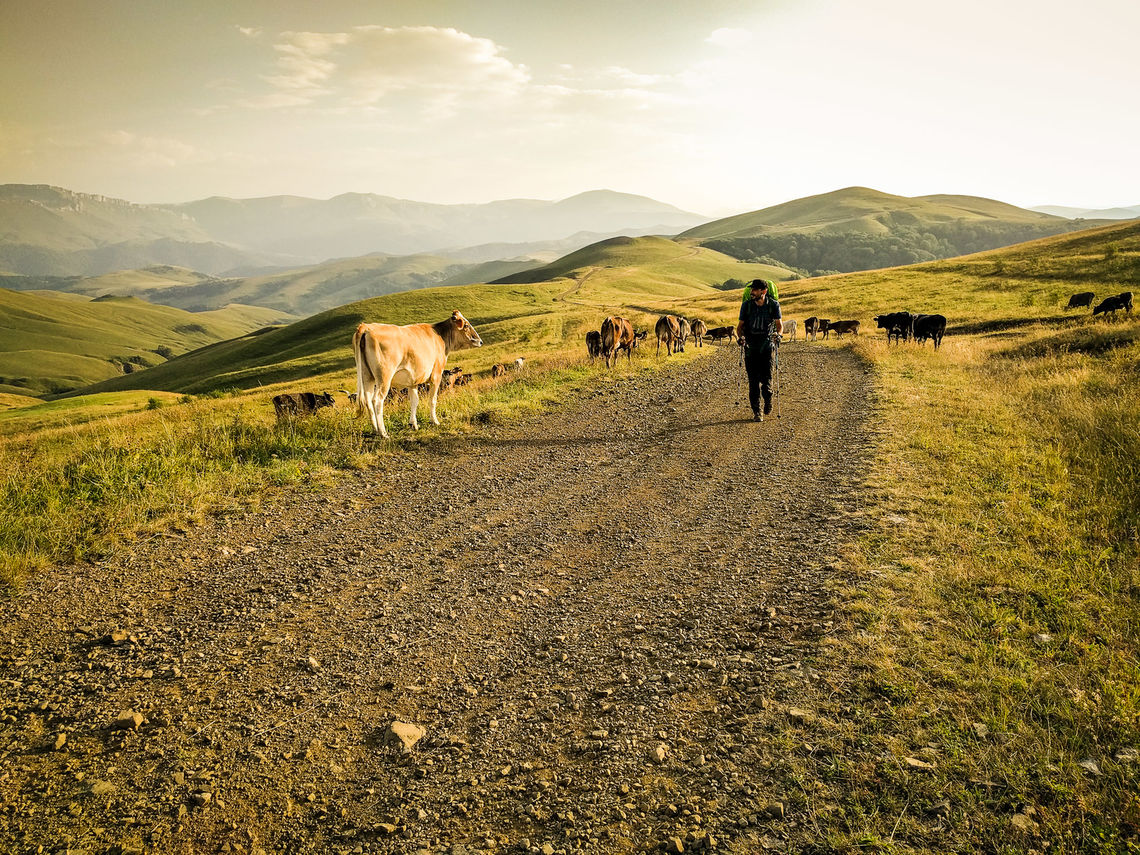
[736,279,782,421]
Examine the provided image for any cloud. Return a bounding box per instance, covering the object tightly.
[244,26,529,113]
[705,28,754,49]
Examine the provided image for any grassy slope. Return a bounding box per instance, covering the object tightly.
[70,236,786,396]
[2,220,1138,851]
[761,219,1140,852]
[2,255,543,316]
[679,186,1065,240]
[0,289,294,395]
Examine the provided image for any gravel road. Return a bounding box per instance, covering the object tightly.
[0,340,874,855]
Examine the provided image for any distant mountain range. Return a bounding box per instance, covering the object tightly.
[1,183,1125,317]
[1031,204,1140,220]
[0,185,708,277]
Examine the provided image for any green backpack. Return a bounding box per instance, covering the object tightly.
[742,278,779,304]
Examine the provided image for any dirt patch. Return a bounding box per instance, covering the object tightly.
[0,341,874,854]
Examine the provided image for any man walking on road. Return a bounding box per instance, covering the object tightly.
[736,279,782,421]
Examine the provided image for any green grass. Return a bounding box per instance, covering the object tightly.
[755,220,1140,852]
[0,287,293,395]
[65,236,777,397]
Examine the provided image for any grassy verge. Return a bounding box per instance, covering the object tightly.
[0,346,696,589]
[793,327,1139,852]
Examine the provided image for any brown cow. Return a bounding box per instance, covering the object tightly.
[827,320,860,338]
[690,319,708,347]
[600,316,635,368]
[273,392,335,420]
[655,315,682,356]
[491,363,508,378]
[353,310,483,438]
[442,367,464,390]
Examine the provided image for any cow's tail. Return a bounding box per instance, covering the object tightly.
[353,325,373,418]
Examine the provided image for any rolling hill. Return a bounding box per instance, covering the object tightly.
[679,186,1107,275]
[0,254,544,317]
[0,289,293,396]
[67,236,790,396]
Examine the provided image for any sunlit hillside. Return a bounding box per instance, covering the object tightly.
[0,289,293,395]
[69,236,790,396]
[678,186,1106,276]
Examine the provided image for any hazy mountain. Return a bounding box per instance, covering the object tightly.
[166,188,708,259]
[1031,204,1140,220]
[0,184,708,278]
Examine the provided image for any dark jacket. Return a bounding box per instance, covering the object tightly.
[739,297,782,344]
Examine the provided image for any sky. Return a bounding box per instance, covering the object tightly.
[1,0,1137,216]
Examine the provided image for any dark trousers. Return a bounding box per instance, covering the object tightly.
[744,340,775,414]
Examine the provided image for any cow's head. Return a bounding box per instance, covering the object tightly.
[450,310,483,348]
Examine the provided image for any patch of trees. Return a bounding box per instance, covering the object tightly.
[704,220,1092,276]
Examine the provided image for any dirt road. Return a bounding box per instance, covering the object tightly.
[0,341,874,855]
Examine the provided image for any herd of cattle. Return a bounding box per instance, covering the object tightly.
[581,309,950,364]
[1066,290,1134,317]
[270,289,1134,429]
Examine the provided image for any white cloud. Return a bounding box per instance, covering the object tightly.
[241,26,530,114]
[705,28,754,49]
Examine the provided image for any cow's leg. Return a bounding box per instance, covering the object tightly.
[407,386,420,429]
[429,377,442,425]
[372,388,390,438]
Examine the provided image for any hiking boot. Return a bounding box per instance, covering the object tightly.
[752,411,763,422]
[763,398,773,415]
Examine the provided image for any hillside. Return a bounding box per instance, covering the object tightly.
[0,289,293,395]
[69,235,789,396]
[679,186,1104,275]
[0,253,542,317]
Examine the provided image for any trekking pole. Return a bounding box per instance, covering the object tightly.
[771,327,783,419]
[734,337,744,405]
[776,352,782,418]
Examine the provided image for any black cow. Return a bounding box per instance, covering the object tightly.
[706,326,736,343]
[1093,295,1129,318]
[873,311,914,344]
[1066,291,1095,310]
[586,330,603,360]
[911,314,947,349]
[273,391,335,419]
